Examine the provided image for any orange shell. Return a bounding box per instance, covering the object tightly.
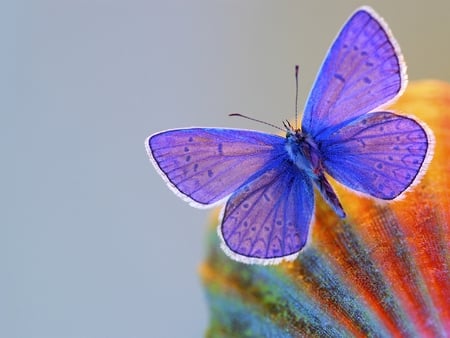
[201,81,450,337]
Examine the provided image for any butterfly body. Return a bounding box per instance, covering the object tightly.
[285,128,320,176]
[285,126,346,218]
[146,7,433,264]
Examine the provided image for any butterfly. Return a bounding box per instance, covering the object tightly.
[145,6,433,265]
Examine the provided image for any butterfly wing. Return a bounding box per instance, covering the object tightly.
[320,111,432,200]
[146,128,286,207]
[219,159,314,264]
[302,7,406,139]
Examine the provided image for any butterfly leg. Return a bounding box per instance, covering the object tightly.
[313,173,346,218]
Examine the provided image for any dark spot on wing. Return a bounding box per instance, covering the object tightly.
[334,73,345,82]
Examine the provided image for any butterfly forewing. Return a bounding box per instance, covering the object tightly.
[220,160,314,264]
[302,7,405,138]
[320,112,431,199]
[147,128,286,207]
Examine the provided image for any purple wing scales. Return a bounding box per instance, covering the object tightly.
[219,160,314,264]
[146,128,286,207]
[320,112,432,199]
[302,7,406,138]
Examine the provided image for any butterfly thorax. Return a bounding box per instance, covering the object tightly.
[285,129,322,177]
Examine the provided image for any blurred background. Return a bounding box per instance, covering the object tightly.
[3,1,450,337]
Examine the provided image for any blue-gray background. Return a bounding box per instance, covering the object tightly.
[4,1,450,337]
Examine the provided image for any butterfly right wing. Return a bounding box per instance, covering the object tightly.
[320,111,433,200]
[302,7,406,139]
[146,128,286,208]
[220,159,314,264]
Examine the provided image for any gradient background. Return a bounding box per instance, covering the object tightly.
[4,1,450,337]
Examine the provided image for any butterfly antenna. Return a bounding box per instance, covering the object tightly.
[283,120,295,132]
[229,113,285,132]
[295,65,299,129]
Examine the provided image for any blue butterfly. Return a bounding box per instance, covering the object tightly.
[145,7,433,264]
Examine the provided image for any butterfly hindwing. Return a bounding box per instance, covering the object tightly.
[320,111,432,199]
[147,128,286,207]
[220,159,314,264]
[302,7,406,139]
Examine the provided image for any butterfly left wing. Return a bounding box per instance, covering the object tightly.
[219,159,314,264]
[146,128,286,208]
[320,111,433,200]
[302,7,406,139]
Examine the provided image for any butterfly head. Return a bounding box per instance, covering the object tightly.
[283,120,324,177]
[283,120,296,133]
[283,120,305,141]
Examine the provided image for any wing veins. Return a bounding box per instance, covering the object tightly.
[155,144,276,158]
[338,129,423,143]
[356,154,424,168]
[224,165,289,245]
[267,176,298,258]
[168,152,285,192]
[249,180,288,256]
[325,55,399,117]
[330,53,399,103]
[320,14,377,113]
[338,157,413,184]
